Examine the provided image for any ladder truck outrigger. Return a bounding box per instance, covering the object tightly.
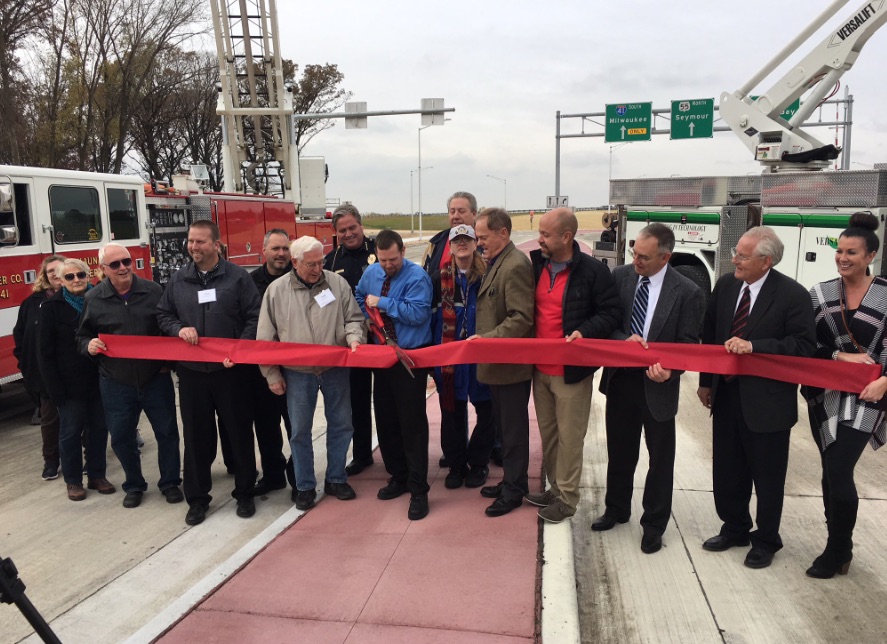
[600,0,887,295]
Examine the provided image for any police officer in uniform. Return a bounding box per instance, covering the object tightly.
[324,204,377,475]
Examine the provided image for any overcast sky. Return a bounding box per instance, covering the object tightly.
[274,0,887,214]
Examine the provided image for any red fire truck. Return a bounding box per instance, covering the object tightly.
[0,164,333,384]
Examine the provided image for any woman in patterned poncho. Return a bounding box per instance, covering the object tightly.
[804,211,887,579]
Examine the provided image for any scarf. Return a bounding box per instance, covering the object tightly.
[62,284,91,314]
[439,257,459,411]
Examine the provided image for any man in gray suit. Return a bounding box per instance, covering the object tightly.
[595,224,705,553]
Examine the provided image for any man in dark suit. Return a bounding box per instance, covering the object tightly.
[596,224,705,553]
[697,226,816,569]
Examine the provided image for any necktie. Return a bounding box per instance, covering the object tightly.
[379,276,398,342]
[731,285,751,338]
[630,277,650,338]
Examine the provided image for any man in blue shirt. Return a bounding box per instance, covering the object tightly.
[356,229,433,520]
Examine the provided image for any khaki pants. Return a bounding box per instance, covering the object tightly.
[532,371,594,511]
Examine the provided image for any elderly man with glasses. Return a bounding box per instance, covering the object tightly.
[77,242,183,509]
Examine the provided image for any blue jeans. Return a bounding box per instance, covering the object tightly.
[57,396,108,484]
[100,372,182,493]
[283,368,353,491]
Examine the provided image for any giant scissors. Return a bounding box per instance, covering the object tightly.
[366,306,416,378]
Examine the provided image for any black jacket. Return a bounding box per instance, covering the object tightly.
[251,263,289,299]
[13,290,53,394]
[156,259,261,372]
[324,237,376,292]
[76,274,167,388]
[422,229,450,274]
[38,289,99,406]
[530,242,621,384]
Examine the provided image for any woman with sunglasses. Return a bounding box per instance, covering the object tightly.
[37,258,115,501]
[804,211,887,578]
[13,255,67,481]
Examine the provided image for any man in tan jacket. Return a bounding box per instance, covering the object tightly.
[471,208,535,517]
[257,236,366,512]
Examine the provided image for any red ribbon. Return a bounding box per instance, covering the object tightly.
[99,334,878,394]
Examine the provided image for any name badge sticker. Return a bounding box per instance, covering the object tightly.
[198,289,217,304]
[315,289,336,308]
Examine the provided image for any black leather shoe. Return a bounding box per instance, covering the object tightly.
[480,481,504,499]
[377,479,408,500]
[591,514,628,531]
[744,547,774,569]
[252,478,286,496]
[123,491,143,509]
[702,534,751,552]
[465,465,488,488]
[345,458,374,476]
[444,468,466,489]
[641,532,662,554]
[292,488,317,510]
[408,494,429,520]
[438,455,450,468]
[485,496,522,517]
[806,550,852,579]
[185,503,208,526]
[236,497,256,518]
[324,480,356,500]
[162,486,184,504]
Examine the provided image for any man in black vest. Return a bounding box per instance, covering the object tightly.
[324,205,377,476]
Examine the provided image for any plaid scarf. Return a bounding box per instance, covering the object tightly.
[439,257,459,411]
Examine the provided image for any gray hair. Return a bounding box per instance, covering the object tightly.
[638,223,675,255]
[742,226,784,266]
[263,229,290,246]
[331,204,362,228]
[447,191,477,214]
[289,236,324,261]
[55,258,90,280]
[98,242,129,265]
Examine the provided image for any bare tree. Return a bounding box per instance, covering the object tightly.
[289,62,351,153]
[0,0,55,164]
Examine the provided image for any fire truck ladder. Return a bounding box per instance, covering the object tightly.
[210,0,299,197]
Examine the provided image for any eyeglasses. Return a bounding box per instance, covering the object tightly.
[300,261,323,269]
[103,257,132,270]
[628,248,659,262]
[63,271,88,281]
[730,247,760,262]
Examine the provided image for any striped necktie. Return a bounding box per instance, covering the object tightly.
[731,285,751,338]
[630,277,650,338]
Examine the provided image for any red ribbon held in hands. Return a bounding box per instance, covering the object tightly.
[99,334,879,394]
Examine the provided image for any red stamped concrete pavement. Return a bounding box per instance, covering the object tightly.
[158,392,544,643]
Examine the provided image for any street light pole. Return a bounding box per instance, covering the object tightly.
[410,167,433,234]
[418,125,432,240]
[486,174,507,210]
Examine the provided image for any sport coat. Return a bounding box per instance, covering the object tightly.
[699,269,816,432]
[599,264,705,422]
[475,241,534,385]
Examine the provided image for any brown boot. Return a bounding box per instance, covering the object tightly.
[67,483,86,501]
[87,478,117,494]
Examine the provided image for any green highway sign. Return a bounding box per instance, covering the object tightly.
[670,98,714,139]
[605,102,652,142]
[749,96,801,121]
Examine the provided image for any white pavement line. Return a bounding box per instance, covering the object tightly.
[541,520,581,644]
[124,505,306,644]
